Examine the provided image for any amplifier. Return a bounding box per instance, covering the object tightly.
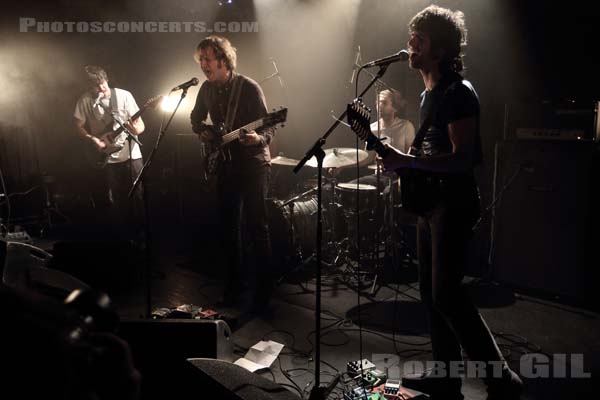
[516,127,586,141]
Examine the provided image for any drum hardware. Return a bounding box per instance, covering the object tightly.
[305,147,369,169]
[271,155,301,166]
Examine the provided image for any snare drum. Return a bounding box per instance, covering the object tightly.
[336,183,378,213]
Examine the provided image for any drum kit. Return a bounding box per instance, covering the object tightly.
[269,147,415,273]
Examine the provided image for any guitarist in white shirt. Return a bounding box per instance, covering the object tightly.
[73,65,145,236]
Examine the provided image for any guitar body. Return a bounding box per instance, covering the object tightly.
[347,98,478,216]
[84,130,127,169]
[202,124,227,176]
[201,108,288,177]
[83,95,163,169]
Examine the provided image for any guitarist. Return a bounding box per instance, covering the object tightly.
[380,6,522,400]
[73,65,145,236]
[190,36,275,313]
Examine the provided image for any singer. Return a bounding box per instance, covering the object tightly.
[380,6,523,400]
[190,36,276,314]
[73,65,145,239]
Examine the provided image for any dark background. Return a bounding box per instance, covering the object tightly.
[1,0,599,301]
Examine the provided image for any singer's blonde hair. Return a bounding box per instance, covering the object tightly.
[194,36,237,71]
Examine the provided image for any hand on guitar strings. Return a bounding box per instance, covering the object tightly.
[239,128,262,146]
[91,136,107,151]
[198,129,216,143]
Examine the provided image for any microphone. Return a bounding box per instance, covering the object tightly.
[171,77,199,91]
[92,92,104,108]
[361,50,409,68]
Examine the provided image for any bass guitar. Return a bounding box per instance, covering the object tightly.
[204,107,288,175]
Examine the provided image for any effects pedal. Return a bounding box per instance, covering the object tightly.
[384,379,400,397]
[363,369,387,388]
[343,386,370,400]
[347,359,377,375]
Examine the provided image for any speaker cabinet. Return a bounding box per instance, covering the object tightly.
[118,319,233,399]
[186,358,299,400]
[492,140,598,303]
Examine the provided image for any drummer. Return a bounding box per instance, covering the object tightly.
[348,88,415,191]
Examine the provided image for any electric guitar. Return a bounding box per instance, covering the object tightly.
[346,98,428,214]
[85,95,163,169]
[203,107,288,175]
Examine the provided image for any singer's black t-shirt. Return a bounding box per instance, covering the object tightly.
[410,72,482,214]
[416,71,482,166]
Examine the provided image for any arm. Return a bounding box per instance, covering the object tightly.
[123,91,145,135]
[125,116,144,136]
[74,117,106,150]
[382,116,476,174]
[240,80,275,147]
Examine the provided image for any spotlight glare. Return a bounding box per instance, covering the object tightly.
[161,95,180,112]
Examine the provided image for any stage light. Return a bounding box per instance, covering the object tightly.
[160,95,181,112]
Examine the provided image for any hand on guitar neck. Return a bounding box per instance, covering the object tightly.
[346,98,415,172]
[379,143,416,171]
[238,129,261,146]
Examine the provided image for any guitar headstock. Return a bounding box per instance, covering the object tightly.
[347,98,372,142]
[265,107,288,128]
[144,95,165,110]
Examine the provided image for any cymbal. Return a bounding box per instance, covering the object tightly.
[367,163,381,170]
[271,155,299,166]
[306,147,369,168]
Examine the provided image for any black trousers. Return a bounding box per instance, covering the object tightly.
[104,158,144,239]
[416,202,504,378]
[217,163,273,299]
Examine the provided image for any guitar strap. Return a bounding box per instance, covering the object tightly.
[224,74,244,132]
[408,112,432,156]
[410,74,462,155]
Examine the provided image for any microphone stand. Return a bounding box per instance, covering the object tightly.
[111,113,143,148]
[295,64,390,400]
[128,88,188,318]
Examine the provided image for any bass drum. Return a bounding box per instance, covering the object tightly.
[267,196,328,268]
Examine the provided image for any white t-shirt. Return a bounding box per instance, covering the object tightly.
[74,88,142,163]
[370,117,416,154]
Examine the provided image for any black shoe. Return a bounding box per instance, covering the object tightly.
[402,369,463,399]
[486,367,523,400]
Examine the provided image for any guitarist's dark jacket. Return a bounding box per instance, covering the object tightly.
[190,73,275,170]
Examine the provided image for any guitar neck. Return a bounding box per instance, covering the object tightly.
[109,107,147,137]
[220,118,265,145]
[364,133,390,159]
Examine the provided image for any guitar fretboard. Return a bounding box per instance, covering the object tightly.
[220,118,265,145]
